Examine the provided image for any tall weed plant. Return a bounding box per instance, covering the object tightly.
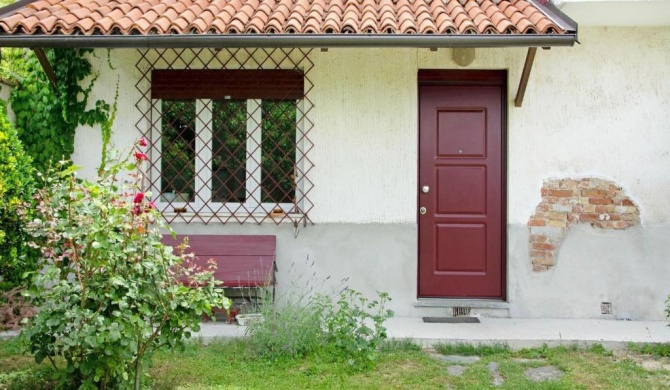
[246,259,394,370]
[247,289,329,361]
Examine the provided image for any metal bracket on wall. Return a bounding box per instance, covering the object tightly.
[31,47,58,91]
[514,47,538,108]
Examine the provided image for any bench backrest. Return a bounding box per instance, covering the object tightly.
[161,234,276,287]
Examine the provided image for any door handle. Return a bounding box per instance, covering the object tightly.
[419,207,427,215]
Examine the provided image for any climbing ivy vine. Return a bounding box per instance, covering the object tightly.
[9,48,112,171]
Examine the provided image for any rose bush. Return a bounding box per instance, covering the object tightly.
[22,139,229,390]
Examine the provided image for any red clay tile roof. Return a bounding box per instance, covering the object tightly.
[0,0,565,36]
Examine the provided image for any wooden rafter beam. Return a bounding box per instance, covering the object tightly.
[514,47,537,108]
[31,47,58,91]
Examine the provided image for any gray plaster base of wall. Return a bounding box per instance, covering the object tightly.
[170,222,418,317]
[170,222,670,320]
[508,224,670,320]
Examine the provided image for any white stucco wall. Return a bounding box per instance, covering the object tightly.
[72,26,670,319]
[76,27,670,226]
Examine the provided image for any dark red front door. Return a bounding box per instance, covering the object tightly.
[418,80,505,298]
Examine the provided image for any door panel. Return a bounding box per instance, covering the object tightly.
[418,84,504,298]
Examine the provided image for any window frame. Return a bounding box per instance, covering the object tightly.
[150,97,306,217]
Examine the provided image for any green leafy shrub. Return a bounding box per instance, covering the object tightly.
[323,290,393,370]
[0,101,36,291]
[21,140,229,390]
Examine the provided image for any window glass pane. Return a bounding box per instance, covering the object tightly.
[261,100,297,204]
[161,100,195,203]
[212,100,247,203]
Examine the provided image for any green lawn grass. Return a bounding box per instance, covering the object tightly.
[3,338,670,389]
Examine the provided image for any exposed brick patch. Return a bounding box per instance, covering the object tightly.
[528,178,640,272]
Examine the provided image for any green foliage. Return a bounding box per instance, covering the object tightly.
[628,342,670,358]
[5,338,670,390]
[0,48,28,83]
[0,367,57,390]
[434,342,510,357]
[378,338,422,353]
[323,290,394,370]
[9,48,111,171]
[247,288,394,371]
[247,291,329,361]
[0,101,37,291]
[21,141,229,390]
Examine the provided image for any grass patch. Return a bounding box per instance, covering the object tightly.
[149,338,445,390]
[2,338,670,389]
[379,338,422,353]
[434,342,510,356]
[629,343,670,358]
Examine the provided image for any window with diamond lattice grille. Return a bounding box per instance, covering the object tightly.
[148,67,308,222]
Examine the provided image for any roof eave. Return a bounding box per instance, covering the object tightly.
[0,33,578,49]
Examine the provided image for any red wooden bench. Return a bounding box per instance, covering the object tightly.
[161,234,277,319]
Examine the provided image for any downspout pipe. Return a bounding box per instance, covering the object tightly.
[0,33,578,49]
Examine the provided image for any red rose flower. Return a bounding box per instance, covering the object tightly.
[138,137,148,147]
[134,152,148,162]
[133,192,144,204]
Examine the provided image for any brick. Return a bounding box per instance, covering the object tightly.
[532,264,550,272]
[577,179,591,189]
[530,250,546,258]
[544,196,558,204]
[579,213,599,222]
[620,213,640,221]
[595,205,606,214]
[536,204,549,212]
[533,256,554,266]
[548,219,567,228]
[532,242,555,251]
[614,221,629,229]
[581,189,607,197]
[530,234,547,243]
[567,213,577,222]
[622,199,635,206]
[543,180,560,190]
[572,204,584,213]
[528,219,546,227]
[558,180,577,190]
[545,212,567,221]
[615,206,638,215]
[583,205,596,213]
[529,226,565,239]
[552,204,573,213]
[589,197,613,205]
[547,189,574,197]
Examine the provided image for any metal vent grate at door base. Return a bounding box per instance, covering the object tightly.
[453,307,472,317]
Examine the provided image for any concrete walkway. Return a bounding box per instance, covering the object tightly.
[193,317,670,350]
[4,317,670,349]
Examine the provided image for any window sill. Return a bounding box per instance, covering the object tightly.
[161,212,306,224]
